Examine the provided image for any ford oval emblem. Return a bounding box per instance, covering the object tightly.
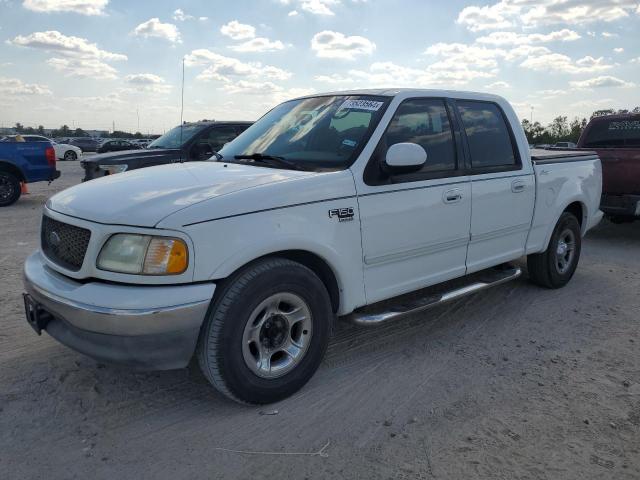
[49,231,61,247]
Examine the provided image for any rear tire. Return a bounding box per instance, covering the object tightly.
[63,150,77,161]
[527,212,581,289]
[197,257,333,404]
[0,171,21,207]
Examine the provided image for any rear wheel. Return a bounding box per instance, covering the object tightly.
[197,257,333,404]
[527,212,581,289]
[0,171,21,207]
[63,150,77,161]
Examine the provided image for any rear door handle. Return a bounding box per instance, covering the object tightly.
[443,189,462,204]
[511,180,526,193]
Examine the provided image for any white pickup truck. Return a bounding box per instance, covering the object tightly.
[23,89,603,404]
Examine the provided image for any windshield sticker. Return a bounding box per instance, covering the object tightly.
[342,139,357,148]
[608,120,640,131]
[337,100,384,112]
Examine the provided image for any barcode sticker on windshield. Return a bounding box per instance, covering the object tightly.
[337,100,384,112]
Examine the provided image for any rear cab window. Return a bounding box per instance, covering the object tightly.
[581,118,640,148]
[456,100,520,172]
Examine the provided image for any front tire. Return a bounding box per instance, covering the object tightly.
[197,257,333,404]
[527,212,582,289]
[0,171,21,207]
[63,150,77,161]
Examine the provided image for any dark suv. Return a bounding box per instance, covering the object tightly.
[70,137,99,152]
[577,113,640,223]
[81,121,252,181]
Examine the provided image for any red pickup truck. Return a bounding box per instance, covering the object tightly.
[577,113,640,223]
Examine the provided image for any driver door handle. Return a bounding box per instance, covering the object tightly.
[443,189,463,204]
[511,180,526,193]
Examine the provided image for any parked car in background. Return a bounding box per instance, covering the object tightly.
[577,113,640,223]
[69,137,99,152]
[81,121,252,180]
[97,139,140,154]
[553,142,577,149]
[0,137,59,206]
[4,135,83,161]
[131,139,152,148]
[24,90,602,404]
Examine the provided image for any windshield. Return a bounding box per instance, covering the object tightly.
[218,95,390,170]
[582,117,640,148]
[147,124,207,149]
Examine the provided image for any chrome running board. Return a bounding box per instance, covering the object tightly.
[348,266,522,326]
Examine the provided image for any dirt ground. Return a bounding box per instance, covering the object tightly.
[1,161,639,480]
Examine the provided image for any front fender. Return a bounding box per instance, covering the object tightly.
[184,200,366,315]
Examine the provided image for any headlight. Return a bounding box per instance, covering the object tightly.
[99,164,128,174]
[97,234,188,275]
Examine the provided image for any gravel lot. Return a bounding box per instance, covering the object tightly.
[1,161,639,479]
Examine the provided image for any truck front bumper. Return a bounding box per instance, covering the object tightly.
[23,251,215,370]
[600,194,640,218]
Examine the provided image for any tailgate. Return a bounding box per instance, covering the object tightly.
[596,148,640,195]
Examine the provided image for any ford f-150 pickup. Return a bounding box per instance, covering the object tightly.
[23,89,603,404]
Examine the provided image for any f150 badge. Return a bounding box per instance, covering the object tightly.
[328,207,355,222]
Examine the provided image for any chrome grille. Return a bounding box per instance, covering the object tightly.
[41,216,91,271]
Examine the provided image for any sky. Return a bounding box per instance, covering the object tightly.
[0,0,639,134]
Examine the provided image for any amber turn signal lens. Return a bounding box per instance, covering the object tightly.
[142,237,188,275]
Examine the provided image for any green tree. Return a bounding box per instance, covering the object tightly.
[548,116,569,140]
[568,117,587,143]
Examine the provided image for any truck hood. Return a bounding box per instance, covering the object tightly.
[47,162,316,227]
[81,148,181,164]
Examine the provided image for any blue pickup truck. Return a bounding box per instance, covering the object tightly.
[0,138,60,206]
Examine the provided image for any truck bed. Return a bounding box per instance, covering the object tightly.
[531,149,598,165]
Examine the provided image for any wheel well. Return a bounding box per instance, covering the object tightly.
[257,250,341,313]
[564,202,584,228]
[0,161,25,182]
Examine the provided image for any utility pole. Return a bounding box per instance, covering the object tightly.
[112,120,115,133]
[530,106,534,123]
[136,108,140,132]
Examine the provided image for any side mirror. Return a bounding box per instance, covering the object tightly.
[385,143,427,170]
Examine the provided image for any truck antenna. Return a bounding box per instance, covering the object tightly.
[179,56,185,162]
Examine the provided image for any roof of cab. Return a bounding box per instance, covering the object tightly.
[292,88,507,103]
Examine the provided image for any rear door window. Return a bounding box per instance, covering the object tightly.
[457,101,519,170]
[582,118,640,148]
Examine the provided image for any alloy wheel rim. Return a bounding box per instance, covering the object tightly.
[242,292,313,379]
[0,176,14,201]
[555,228,576,274]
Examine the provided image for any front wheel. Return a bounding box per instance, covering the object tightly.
[527,212,582,289]
[197,257,333,404]
[63,150,77,161]
[0,171,21,207]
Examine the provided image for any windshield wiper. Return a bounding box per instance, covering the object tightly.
[234,153,301,170]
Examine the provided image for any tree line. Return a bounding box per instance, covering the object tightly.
[521,107,640,145]
[11,123,152,139]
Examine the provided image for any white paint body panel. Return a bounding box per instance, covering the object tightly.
[466,173,535,273]
[35,89,603,317]
[358,179,471,304]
